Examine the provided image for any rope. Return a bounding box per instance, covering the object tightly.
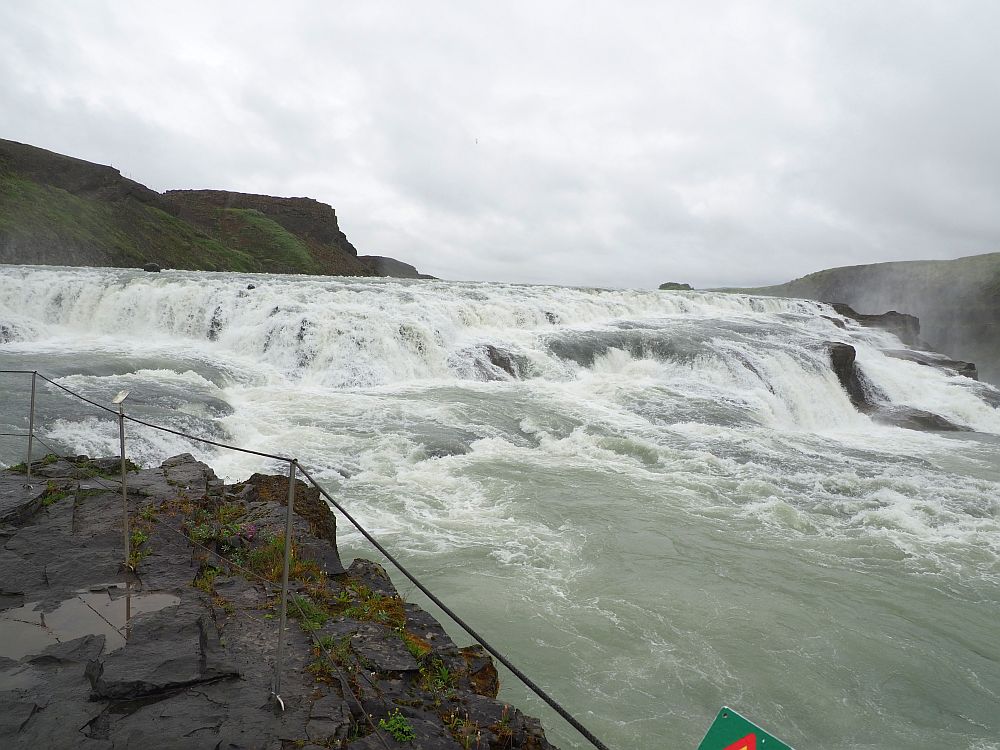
[36,372,119,416]
[2,370,613,750]
[22,433,391,749]
[298,465,613,750]
[33,372,294,462]
[123,413,293,463]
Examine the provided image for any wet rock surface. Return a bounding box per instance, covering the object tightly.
[831,303,922,347]
[828,342,872,409]
[827,342,971,432]
[0,454,558,749]
[882,349,978,380]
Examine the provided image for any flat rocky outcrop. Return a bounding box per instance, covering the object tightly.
[358,255,438,280]
[830,303,922,348]
[882,349,978,380]
[0,454,558,749]
[826,342,971,432]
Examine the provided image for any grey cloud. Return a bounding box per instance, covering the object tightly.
[2,1,999,288]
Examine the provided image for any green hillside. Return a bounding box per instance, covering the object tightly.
[0,173,258,271]
[0,138,416,278]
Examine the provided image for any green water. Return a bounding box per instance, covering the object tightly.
[2,266,999,748]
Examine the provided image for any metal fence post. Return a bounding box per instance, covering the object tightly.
[272,459,297,705]
[25,371,36,484]
[113,391,131,570]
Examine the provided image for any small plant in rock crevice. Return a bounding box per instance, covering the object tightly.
[128,526,152,568]
[193,564,222,594]
[378,707,416,743]
[444,711,484,749]
[338,581,406,629]
[490,705,514,748]
[41,480,72,506]
[7,453,59,474]
[401,630,432,660]
[72,457,139,478]
[420,657,456,693]
[289,593,328,632]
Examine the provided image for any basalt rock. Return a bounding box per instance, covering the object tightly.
[485,344,518,378]
[0,454,560,749]
[358,255,438,280]
[233,471,345,576]
[883,349,978,380]
[142,262,161,272]
[828,342,871,409]
[830,303,921,348]
[869,405,970,432]
[828,342,970,431]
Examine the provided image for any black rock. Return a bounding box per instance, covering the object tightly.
[0,453,560,750]
[88,607,239,700]
[828,342,870,409]
[828,343,971,431]
[484,344,517,378]
[883,349,978,380]
[351,623,419,672]
[870,405,971,432]
[831,303,921,347]
[142,263,161,272]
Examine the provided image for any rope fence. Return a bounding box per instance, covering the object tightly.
[0,369,611,750]
[19,431,392,750]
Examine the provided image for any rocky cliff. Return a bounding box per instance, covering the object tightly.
[0,453,557,749]
[736,253,1000,385]
[0,138,427,279]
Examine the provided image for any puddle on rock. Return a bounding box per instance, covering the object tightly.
[0,660,43,690]
[0,585,180,660]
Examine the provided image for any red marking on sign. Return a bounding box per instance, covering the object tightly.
[723,735,756,750]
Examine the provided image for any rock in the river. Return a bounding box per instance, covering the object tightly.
[831,303,921,347]
[883,349,978,380]
[828,342,970,432]
[828,342,871,409]
[658,282,692,291]
[869,405,970,432]
[485,344,517,378]
[142,262,161,272]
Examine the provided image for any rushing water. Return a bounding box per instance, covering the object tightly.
[2,264,999,749]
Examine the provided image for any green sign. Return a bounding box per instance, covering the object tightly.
[698,706,794,750]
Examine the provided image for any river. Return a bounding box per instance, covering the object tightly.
[1,265,998,749]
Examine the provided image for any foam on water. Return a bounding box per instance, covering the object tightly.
[3,265,1000,748]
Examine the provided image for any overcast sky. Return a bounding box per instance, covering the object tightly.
[2,1,999,288]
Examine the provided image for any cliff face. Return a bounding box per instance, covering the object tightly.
[0,139,425,279]
[742,253,1000,384]
[159,189,371,276]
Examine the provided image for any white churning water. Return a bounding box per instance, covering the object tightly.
[2,264,999,749]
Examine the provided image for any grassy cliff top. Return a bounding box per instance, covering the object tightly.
[0,138,414,277]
